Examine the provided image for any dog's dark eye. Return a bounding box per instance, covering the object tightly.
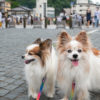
[28,52,33,55]
[78,49,82,53]
[67,50,72,53]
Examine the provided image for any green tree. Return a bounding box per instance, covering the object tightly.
[7,0,75,15]
[48,0,75,15]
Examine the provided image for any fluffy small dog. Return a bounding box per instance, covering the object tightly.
[22,38,58,99]
[57,31,100,100]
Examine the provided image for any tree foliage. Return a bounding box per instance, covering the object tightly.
[7,0,75,15]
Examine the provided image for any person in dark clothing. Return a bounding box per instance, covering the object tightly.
[86,9,91,27]
[23,16,26,28]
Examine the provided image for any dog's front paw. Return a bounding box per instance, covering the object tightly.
[46,93,54,98]
[29,96,36,100]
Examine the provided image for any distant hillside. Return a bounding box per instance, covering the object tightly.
[7,0,75,15]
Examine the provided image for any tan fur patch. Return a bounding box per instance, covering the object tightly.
[27,39,52,67]
[39,39,52,66]
[82,47,89,52]
[33,38,41,44]
[57,31,72,52]
[29,46,40,55]
[76,31,91,50]
[92,48,100,56]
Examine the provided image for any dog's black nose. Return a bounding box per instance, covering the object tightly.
[73,54,78,59]
[21,56,25,59]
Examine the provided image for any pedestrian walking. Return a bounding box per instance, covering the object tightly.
[2,16,5,29]
[86,9,91,28]
[23,16,26,28]
[94,8,100,27]
[77,14,82,28]
[0,12,2,29]
[92,16,95,27]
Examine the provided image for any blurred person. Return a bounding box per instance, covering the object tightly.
[27,16,31,25]
[57,16,62,22]
[81,16,84,25]
[69,15,72,29]
[5,16,8,28]
[94,8,100,27]
[7,15,12,27]
[0,12,2,29]
[16,17,18,24]
[92,16,95,27]
[77,14,82,28]
[72,13,77,27]
[2,16,5,29]
[20,17,23,24]
[23,16,26,28]
[31,15,33,25]
[86,9,91,27]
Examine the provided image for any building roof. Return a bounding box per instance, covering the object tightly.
[11,6,32,11]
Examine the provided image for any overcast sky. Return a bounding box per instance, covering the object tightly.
[92,0,100,3]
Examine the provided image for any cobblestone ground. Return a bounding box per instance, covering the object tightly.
[0,28,100,100]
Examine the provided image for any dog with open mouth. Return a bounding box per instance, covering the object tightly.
[22,38,58,100]
[57,31,94,100]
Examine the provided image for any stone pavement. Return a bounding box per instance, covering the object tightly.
[0,28,100,100]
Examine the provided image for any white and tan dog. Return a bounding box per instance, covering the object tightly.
[57,31,100,100]
[23,38,58,99]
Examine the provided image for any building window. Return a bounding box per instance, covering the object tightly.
[80,10,82,12]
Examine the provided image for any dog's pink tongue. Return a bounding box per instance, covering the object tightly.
[72,61,78,67]
[25,60,29,64]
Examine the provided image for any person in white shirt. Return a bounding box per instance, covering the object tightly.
[2,16,5,29]
[0,12,2,22]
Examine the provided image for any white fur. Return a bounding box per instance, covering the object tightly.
[87,51,100,91]
[24,45,58,98]
[57,40,90,100]
[27,44,39,51]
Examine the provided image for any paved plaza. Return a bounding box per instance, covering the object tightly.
[0,28,100,100]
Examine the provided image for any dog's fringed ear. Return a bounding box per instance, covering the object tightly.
[58,31,72,47]
[76,31,90,47]
[34,38,41,44]
[40,39,52,50]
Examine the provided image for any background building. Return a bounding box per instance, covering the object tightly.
[33,0,55,18]
[71,0,100,16]
[47,7,55,18]
[0,0,11,13]
[8,6,32,17]
[35,0,47,19]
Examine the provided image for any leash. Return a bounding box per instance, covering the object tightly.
[36,75,46,100]
[36,76,75,100]
[69,82,75,100]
